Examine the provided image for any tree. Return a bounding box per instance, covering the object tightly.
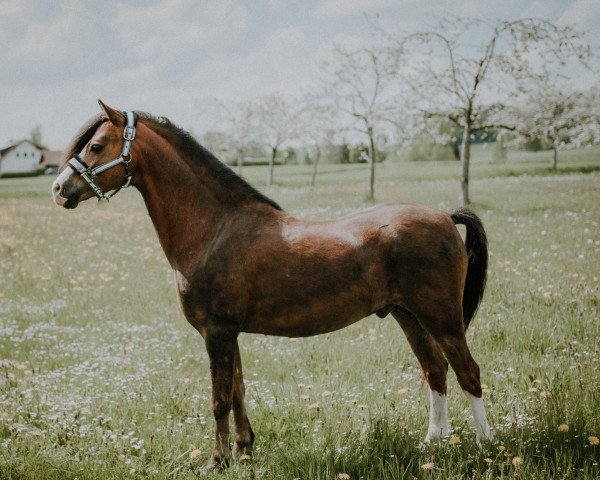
[321,44,401,201]
[200,130,236,165]
[294,99,340,186]
[252,93,299,186]
[506,86,600,169]
[200,99,257,176]
[390,17,591,204]
[29,125,43,146]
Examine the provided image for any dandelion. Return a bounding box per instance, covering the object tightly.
[321,391,332,397]
[484,458,493,467]
[398,387,408,395]
[589,436,599,446]
[497,445,506,451]
[190,449,202,460]
[448,434,461,445]
[558,424,569,432]
[239,454,251,462]
[338,474,350,480]
[512,456,522,467]
[300,395,310,401]
[421,462,434,470]
[540,390,551,399]
[309,403,320,411]
[30,430,43,437]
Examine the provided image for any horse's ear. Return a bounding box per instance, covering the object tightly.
[98,99,124,126]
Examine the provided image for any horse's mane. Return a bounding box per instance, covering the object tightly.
[137,112,283,211]
[63,111,283,211]
[62,114,106,165]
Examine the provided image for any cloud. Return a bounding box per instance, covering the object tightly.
[114,0,251,61]
[314,0,397,17]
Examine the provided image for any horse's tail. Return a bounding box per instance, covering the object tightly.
[450,207,488,331]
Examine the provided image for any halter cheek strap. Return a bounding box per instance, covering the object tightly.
[67,111,137,201]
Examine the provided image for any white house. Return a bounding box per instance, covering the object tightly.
[0,140,44,174]
[0,140,62,175]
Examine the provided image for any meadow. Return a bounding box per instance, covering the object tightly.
[0,148,599,479]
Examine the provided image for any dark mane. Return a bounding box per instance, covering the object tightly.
[137,111,283,211]
[62,114,106,166]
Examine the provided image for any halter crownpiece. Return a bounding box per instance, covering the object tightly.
[67,111,137,201]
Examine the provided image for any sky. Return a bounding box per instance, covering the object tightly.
[1,0,599,149]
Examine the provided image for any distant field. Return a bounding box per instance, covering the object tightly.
[0,150,599,479]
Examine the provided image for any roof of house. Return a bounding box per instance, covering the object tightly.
[39,150,64,167]
[0,139,47,156]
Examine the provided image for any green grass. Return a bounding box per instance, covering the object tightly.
[0,149,599,479]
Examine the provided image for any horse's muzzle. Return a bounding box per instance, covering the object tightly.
[52,171,80,209]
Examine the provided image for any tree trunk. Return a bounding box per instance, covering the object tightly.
[237,148,244,176]
[367,127,376,201]
[551,142,558,170]
[267,146,277,186]
[310,145,321,187]
[460,122,472,206]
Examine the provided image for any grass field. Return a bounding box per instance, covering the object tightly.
[0,150,599,479]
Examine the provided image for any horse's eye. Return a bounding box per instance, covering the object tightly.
[90,144,103,153]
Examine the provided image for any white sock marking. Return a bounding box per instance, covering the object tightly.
[464,391,493,443]
[424,389,449,441]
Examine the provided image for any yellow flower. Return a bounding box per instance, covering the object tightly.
[497,445,506,452]
[448,434,461,445]
[512,456,522,467]
[309,403,320,411]
[589,436,599,446]
[321,391,332,397]
[398,387,408,395]
[484,458,493,467]
[421,462,434,470]
[239,454,251,462]
[558,424,569,432]
[338,474,350,480]
[190,449,202,460]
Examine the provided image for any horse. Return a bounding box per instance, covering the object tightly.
[52,101,493,471]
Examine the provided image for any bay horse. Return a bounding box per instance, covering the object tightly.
[52,101,493,471]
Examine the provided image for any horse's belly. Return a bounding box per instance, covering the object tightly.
[241,292,377,337]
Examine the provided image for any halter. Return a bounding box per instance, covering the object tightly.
[67,111,137,201]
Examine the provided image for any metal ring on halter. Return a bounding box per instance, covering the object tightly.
[67,111,137,201]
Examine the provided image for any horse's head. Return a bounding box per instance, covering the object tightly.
[52,100,136,208]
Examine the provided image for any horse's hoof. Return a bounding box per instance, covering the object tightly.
[199,457,229,476]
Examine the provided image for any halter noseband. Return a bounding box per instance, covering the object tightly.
[67,111,137,201]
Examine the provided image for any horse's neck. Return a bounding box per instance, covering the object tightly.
[134,138,232,270]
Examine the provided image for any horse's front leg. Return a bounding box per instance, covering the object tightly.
[203,327,237,471]
[232,342,254,460]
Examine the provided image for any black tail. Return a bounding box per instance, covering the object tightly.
[451,207,488,330]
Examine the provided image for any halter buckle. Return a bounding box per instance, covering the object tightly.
[124,125,136,141]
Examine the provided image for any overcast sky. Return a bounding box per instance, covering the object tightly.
[1,0,599,149]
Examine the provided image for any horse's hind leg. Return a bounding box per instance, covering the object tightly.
[232,342,254,460]
[393,310,449,441]
[414,304,493,443]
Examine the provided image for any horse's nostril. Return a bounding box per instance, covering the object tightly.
[52,183,60,194]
